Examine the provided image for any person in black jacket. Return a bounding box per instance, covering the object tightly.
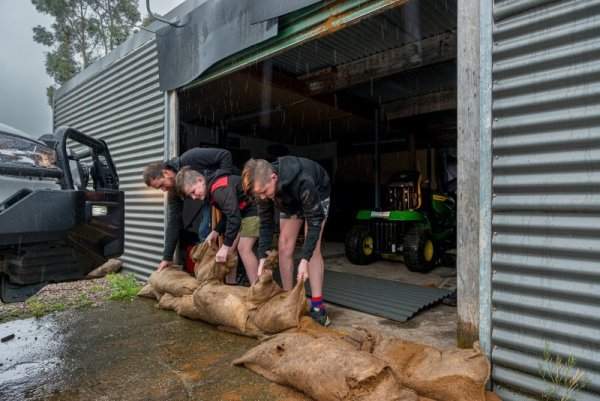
[176,167,259,285]
[143,148,235,273]
[242,156,331,327]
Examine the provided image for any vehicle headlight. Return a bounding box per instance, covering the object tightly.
[0,132,57,169]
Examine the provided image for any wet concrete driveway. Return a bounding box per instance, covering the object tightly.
[0,298,283,401]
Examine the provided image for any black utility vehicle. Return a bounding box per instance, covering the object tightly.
[0,124,124,302]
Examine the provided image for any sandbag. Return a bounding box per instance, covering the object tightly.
[148,267,198,297]
[156,292,179,311]
[285,317,382,355]
[191,242,238,283]
[176,294,205,320]
[85,258,122,278]
[248,272,306,334]
[372,337,490,401]
[137,283,159,300]
[192,282,259,335]
[234,332,419,401]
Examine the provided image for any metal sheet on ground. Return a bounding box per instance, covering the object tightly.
[275,269,454,322]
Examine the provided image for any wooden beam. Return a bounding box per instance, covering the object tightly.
[299,31,457,96]
[384,90,456,120]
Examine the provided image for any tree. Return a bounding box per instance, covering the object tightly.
[32,0,141,105]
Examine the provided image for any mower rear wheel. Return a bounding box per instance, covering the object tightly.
[403,227,438,273]
[345,225,376,265]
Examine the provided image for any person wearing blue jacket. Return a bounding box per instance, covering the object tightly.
[242,156,331,327]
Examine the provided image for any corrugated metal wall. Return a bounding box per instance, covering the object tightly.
[53,40,166,280]
[490,0,600,400]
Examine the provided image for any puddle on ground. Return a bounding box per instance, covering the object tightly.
[0,299,287,401]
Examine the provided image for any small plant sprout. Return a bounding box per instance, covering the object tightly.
[537,343,589,401]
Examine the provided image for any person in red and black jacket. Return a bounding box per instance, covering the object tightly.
[175,167,259,285]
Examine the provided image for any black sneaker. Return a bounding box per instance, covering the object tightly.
[307,307,331,327]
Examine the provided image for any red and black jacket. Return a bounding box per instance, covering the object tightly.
[207,169,257,247]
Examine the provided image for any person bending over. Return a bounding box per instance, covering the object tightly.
[143,147,234,273]
[176,167,259,285]
[242,156,331,326]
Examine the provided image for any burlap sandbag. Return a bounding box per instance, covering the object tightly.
[156,293,179,311]
[285,317,382,355]
[191,242,238,283]
[234,332,420,401]
[153,293,206,321]
[372,337,490,401]
[137,283,159,300]
[175,294,205,320]
[248,272,306,334]
[192,282,259,335]
[148,267,198,297]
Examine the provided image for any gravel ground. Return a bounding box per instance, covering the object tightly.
[0,277,115,323]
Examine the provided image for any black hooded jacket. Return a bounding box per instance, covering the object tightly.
[257,156,330,261]
[163,148,234,261]
[206,170,257,247]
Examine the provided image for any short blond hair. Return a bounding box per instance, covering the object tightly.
[242,158,273,197]
[175,166,204,196]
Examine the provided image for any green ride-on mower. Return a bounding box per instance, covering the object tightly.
[345,170,456,273]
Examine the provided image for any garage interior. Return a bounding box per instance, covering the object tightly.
[176,0,458,280]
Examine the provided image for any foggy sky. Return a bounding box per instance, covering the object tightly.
[0,0,184,136]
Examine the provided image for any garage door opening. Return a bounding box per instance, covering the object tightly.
[176,0,457,294]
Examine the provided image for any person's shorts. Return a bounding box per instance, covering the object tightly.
[280,197,330,220]
[239,215,259,237]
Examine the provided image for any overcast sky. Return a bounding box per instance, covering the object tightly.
[0,0,185,136]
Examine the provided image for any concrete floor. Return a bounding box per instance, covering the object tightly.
[0,242,458,401]
[309,241,458,349]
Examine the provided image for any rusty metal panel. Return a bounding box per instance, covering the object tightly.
[491,0,600,399]
[53,40,165,281]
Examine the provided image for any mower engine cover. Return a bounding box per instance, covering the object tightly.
[0,125,124,302]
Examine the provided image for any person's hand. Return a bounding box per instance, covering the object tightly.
[297,259,309,283]
[206,230,219,246]
[257,258,266,276]
[157,260,172,273]
[215,245,230,263]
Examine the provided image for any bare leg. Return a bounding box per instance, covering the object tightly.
[278,218,303,291]
[238,237,258,285]
[225,234,241,284]
[305,220,326,298]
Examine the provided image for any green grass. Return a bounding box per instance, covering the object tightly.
[25,296,70,318]
[0,273,144,323]
[106,273,143,301]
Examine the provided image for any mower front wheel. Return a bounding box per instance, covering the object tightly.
[345,225,376,265]
[403,227,438,273]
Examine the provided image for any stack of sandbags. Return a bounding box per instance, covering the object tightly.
[233,332,424,401]
[138,242,307,337]
[235,317,497,401]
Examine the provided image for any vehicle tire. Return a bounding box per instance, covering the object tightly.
[345,225,376,265]
[403,227,437,273]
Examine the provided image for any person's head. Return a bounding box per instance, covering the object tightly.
[242,158,277,201]
[143,162,176,192]
[175,166,207,200]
